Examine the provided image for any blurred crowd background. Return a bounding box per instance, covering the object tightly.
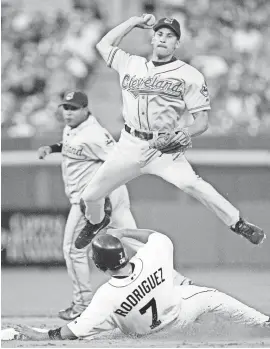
[1,0,270,141]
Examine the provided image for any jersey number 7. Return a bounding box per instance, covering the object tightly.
[139,297,161,330]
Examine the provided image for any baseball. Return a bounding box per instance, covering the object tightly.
[145,14,156,26]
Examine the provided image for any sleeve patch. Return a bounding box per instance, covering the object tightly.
[200,83,209,97]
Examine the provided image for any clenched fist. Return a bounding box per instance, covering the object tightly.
[37,146,52,159]
[136,14,156,29]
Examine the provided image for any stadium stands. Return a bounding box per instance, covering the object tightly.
[1,0,270,143]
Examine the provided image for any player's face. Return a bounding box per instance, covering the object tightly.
[151,27,180,59]
[62,105,88,128]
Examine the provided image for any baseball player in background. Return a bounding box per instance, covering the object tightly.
[75,14,265,250]
[37,90,191,321]
[10,228,269,341]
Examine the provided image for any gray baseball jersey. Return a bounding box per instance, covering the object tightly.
[61,115,115,204]
[105,47,211,132]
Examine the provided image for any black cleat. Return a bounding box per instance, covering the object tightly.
[58,305,81,321]
[231,218,266,245]
[75,197,112,249]
[75,215,110,249]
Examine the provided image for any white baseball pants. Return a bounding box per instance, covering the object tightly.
[174,285,268,328]
[69,285,268,340]
[81,129,239,226]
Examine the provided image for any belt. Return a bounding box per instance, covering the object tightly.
[125,125,159,140]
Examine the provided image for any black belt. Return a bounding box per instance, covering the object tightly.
[125,125,160,140]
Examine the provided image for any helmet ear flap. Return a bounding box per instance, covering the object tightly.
[95,263,107,272]
[91,235,128,271]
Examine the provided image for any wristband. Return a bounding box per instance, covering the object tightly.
[48,327,62,340]
[49,142,63,153]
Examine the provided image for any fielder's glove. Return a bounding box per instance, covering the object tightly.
[149,129,192,154]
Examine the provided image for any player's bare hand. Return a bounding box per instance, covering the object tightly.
[37,146,52,159]
[15,325,48,341]
[135,14,156,29]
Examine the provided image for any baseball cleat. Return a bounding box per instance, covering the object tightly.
[75,197,112,249]
[58,306,82,321]
[231,218,266,245]
[75,215,111,249]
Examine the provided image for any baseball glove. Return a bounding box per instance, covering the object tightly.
[149,129,192,154]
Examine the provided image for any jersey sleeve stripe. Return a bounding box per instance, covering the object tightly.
[106,47,115,65]
[107,47,120,68]
[188,105,211,113]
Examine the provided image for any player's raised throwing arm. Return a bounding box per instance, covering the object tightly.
[96,14,155,61]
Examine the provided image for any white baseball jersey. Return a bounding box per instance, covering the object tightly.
[61,115,115,204]
[67,231,269,339]
[104,47,211,132]
[67,232,182,339]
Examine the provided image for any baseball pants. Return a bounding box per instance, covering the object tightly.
[174,285,268,328]
[81,129,239,226]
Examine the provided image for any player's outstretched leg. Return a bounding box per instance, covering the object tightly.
[210,290,269,327]
[146,154,266,245]
[186,178,266,245]
[179,286,270,328]
[75,197,112,249]
[75,137,141,249]
[185,178,266,245]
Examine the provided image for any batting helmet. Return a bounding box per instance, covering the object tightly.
[91,235,128,272]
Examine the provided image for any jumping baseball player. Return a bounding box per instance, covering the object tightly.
[8,228,269,341]
[37,90,191,321]
[75,14,265,249]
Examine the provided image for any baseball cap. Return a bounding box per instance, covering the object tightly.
[153,18,181,39]
[59,91,88,108]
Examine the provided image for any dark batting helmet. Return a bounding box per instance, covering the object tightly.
[91,234,128,272]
